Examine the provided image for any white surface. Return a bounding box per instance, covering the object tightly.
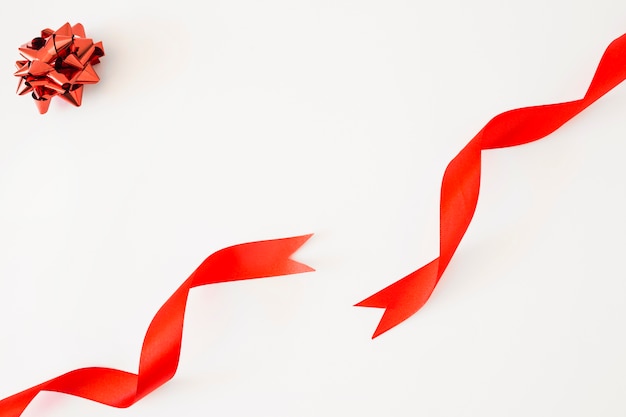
[1,1,626,416]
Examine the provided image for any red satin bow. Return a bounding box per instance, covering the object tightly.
[0,235,313,417]
[357,32,626,338]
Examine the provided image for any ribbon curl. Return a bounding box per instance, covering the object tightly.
[0,235,313,417]
[357,32,626,338]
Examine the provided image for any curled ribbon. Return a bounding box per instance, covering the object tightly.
[0,235,313,417]
[357,32,626,338]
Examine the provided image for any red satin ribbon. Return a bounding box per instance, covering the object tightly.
[357,32,626,338]
[0,235,313,417]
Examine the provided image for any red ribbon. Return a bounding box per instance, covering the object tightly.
[0,235,313,417]
[357,32,626,338]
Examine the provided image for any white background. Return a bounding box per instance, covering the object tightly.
[1,1,626,416]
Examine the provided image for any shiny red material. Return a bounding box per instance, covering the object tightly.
[0,235,313,417]
[14,23,104,114]
[357,33,626,338]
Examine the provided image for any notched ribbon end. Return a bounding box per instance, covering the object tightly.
[281,233,316,274]
[355,299,408,339]
[355,259,440,338]
[355,284,419,339]
[254,233,316,276]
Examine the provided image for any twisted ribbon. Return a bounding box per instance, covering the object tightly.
[357,32,626,338]
[0,235,313,417]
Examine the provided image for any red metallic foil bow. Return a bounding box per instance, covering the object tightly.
[14,22,104,114]
[357,32,626,338]
[0,235,313,417]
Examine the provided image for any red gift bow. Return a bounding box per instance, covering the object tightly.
[357,32,626,338]
[14,23,104,114]
[0,235,313,417]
